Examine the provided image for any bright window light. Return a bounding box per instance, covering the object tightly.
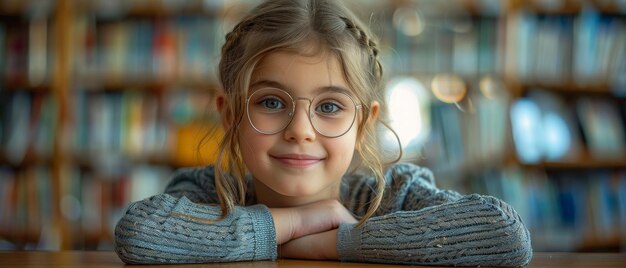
[542,112,571,161]
[384,77,430,155]
[511,99,542,164]
[511,98,573,163]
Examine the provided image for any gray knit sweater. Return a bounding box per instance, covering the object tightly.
[114,163,532,266]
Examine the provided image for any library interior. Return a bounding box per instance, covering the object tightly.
[1,0,625,254]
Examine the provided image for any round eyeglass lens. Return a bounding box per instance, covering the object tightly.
[309,91,358,137]
[247,88,294,134]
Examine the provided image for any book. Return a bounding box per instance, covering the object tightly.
[34,165,57,250]
[32,93,56,158]
[0,167,16,234]
[618,171,626,241]
[0,24,6,85]
[576,97,626,160]
[4,22,28,85]
[5,92,31,164]
[574,8,601,85]
[27,17,48,85]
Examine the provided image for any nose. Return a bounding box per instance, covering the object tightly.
[283,99,316,143]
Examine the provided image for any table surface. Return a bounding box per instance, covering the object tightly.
[0,251,625,267]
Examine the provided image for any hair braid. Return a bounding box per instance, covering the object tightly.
[220,19,256,92]
[340,17,383,81]
[223,20,254,51]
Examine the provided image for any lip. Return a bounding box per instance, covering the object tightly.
[270,153,324,168]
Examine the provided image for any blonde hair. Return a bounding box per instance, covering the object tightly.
[214,0,398,225]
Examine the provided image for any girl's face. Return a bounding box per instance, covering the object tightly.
[238,50,359,206]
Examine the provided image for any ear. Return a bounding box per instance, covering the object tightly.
[367,101,380,125]
[356,100,380,146]
[216,94,232,130]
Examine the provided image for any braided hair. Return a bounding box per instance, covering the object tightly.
[213,0,398,225]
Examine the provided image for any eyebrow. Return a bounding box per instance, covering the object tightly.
[249,79,353,96]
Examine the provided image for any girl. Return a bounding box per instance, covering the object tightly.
[114,0,532,266]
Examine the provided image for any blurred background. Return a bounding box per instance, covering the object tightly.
[0,0,625,252]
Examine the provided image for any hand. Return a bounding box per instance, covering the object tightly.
[278,229,339,260]
[269,199,357,245]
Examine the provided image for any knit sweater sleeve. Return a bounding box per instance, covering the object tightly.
[114,166,277,264]
[338,163,533,267]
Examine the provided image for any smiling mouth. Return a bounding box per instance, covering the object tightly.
[271,154,324,168]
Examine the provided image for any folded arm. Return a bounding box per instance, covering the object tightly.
[338,194,532,266]
[114,166,357,264]
[114,194,276,264]
[114,166,277,264]
[339,163,532,266]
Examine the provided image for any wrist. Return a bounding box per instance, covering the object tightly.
[322,229,339,259]
[269,207,296,245]
[278,229,340,260]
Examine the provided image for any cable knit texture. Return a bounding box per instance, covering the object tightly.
[114,163,532,266]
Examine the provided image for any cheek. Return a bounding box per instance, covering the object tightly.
[238,125,268,162]
[329,131,358,163]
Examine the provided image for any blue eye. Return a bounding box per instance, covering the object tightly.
[259,97,285,110]
[316,102,342,114]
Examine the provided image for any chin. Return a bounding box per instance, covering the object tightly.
[273,184,321,197]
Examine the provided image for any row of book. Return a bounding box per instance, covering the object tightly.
[510,9,626,86]
[0,164,172,250]
[0,14,223,89]
[0,91,57,165]
[0,89,216,167]
[511,89,625,163]
[5,4,625,91]
[461,167,626,251]
[0,0,55,16]
[73,15,222,86]
[422,86,625,176]
[380,14,504,77]
[0,17,51,87]
[80,0,226,16]
[0,166,54,250]
[378,6,626,87]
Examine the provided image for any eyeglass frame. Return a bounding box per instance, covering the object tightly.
[245,87,363,138]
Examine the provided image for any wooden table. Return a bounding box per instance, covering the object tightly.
[0,251,625,267]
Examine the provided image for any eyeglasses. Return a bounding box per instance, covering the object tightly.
[246,87,362,138]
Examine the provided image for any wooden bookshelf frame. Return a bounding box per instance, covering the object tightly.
[51,0,73,250]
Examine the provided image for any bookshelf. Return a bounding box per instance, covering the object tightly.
[0,0,625,252]
[0,0,59,250]
[63,0,223,249]
[373,0,626,252]
[497,0,626,252]
[0,0,221,250]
